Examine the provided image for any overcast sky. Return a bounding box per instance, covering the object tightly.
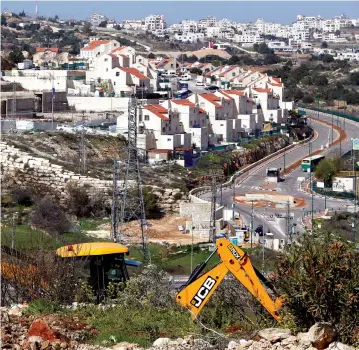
[2,1,359,24]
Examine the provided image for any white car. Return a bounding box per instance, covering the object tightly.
[196,81,205,86]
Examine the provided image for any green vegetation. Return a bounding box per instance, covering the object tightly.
[274,231,359,345]
[314,156,341,185]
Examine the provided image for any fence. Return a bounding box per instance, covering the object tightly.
[313,181,358,202]
[296,103,359,123]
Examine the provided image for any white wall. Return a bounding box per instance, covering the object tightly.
[68,96,130,112]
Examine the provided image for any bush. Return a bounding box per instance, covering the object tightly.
[30,196,71,236]
[273,231,359,345]
[65,184,109,218]
[11,189,33,207]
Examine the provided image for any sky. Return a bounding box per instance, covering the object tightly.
[2,1,359,24]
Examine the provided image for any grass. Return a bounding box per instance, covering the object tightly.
[128,244,278,275]
[1,223,106,251]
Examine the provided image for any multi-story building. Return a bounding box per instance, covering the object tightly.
[88,13,108,26]
[80,40,121,68]
[144,14,166,32]
[122,19,144,30]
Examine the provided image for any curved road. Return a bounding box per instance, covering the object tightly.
[201,112,359,241]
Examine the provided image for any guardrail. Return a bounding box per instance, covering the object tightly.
[189,130,315,202]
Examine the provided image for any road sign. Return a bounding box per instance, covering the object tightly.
[353,138,359,151]
[302,208,305,211]
[270,214,274,218]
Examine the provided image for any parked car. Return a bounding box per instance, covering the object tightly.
[180,74,192,81]
[196,81,205,86]
[205,85,219,91]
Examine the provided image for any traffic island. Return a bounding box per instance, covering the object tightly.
[235,193,306,209]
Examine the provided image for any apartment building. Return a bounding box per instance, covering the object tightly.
[88,13,108,26]
[144,14,166,31]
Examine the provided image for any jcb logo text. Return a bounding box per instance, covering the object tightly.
[191,277,216,308]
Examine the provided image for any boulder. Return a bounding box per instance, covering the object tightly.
[152,338,171,347]
[258,328,292,343]
[297,332,311,347]
[27,319,59,342]
[308,322,336,349]
[28,336,45,343]
[328,342,356,350]
[228,340,240,349]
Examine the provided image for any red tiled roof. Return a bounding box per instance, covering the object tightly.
[217,91,234,100]
[119,54,128,58]
[171,100,196,107]
[108,53,117,59]
[36,47,59,53]
[152,104,168,113]
[270,83,283,87]
[120,67,149,80]
[199,108,206,114]
[253,88,272,93]
[247,98,254,103]
[223,90,245,96]
[144,105,169,120]
[82,40,111,51]
[148,149,171,154]
[199,93,222,107]
[111,46,128,53]
[273,78,281,83]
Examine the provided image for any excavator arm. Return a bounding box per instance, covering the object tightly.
[176,238,282,321]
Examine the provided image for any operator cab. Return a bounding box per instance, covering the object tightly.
[56,242,141,301]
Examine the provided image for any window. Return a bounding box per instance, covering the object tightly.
[190,121,192,126]
[145,115,150,121]
[167,138,171,142]
[139,115,142,121]
[232,72,236,76]
[220,124,224,126]
[104,58,108,62]
[113,82,116,85]
[116,72,120,76]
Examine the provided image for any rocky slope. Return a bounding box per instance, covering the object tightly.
[1,305,356,350]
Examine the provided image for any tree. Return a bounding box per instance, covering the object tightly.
[313,75,328,86]
[19,10,26,17]
[314,156,341,184]
[302,94,314,104]
[98,20,108,28]
[263,53,281,65]
[31,196,72,237]
[82,21,92,35]
[273,231,359,345]
[1,15,7,26]
[189,67,202,75]
[8,50,25,64]
[147,52,155,59]
[321,41,328,48]
[334,29,341,37]
[319,54,334,63]
[349,72,359,86]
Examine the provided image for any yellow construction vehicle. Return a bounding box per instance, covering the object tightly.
[176,238,282,321]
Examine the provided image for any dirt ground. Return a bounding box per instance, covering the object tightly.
[235,194,306,209]
[87,214,208,245]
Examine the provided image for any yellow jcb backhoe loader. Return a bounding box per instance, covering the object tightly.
[176,238,283,321]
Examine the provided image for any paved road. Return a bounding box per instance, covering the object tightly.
[200,112,359,241]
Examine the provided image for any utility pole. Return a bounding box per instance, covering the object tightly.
[209,174,217,243]
[232,181,235,221]
[352,138,358,242]
[286,200,291,244]
[51,76,55,130]
[79,112,87,175]
[117,94,150,262]
[283,147,286,175]
[11,82,17,130]
[250,200,254,248]
[11,214,16,250]
[110,159,119,241]
[331,114,334,145]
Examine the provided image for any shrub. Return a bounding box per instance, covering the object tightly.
[30,196,72,237]
[65,184,109,218]
[11,189,33,207]
[273,231,359,345]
